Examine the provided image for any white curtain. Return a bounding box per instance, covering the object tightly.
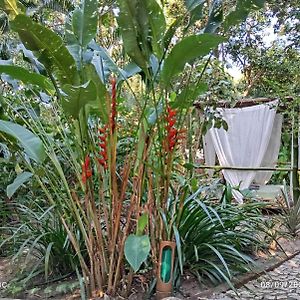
[254,114,283,185]
[208,101,278,203]
[203,134,216,177]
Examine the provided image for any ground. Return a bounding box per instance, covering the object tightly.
[0,238,299,299]
[210,252,300,300]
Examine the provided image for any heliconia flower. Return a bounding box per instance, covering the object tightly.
[167,106,176,117]
[82,155,92,184]
[100,150,108,160]
[97,125,108,169]
[99,135,106,142]
[167,118,176,128]
[165,105,185,152]
[98,127,107,134]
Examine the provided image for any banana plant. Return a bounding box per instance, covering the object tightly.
[1,0,108,124]
[0,119,45,197]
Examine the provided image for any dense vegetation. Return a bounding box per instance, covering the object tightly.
[0,0,299,299]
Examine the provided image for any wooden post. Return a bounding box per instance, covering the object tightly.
[292,102,300,202]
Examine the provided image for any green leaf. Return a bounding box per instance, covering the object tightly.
[223,0,265,31]
[184,0,205,28]
[136,213,148,236]
[124,234,150,272]
[91,44,124,79]
[0,120,46,163]
[163,17,183,51]
[62,81,97,118]
[117,0,148,71]
[173,225,183,274]
[117,0,166,70]
[204,0,223,33]
[189,5,205,28]
[172,82,208,109]
[6,171,33,198]
[84,64,108,122]
[11,14,78,85]
[0,65,54,94]
[122,62,142,80]
[147,101,163,125]
[72,0,98,47]
[45,242,54,281]
[184,0,204,11]
[0,0,22,18]
[161,34,225,86]
[144,0,166,59]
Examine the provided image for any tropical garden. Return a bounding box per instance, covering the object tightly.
[0,0,299,299]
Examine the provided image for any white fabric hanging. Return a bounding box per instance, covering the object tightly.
[208,101,278,203]
[254,114,283,185]
[203,134,216,177]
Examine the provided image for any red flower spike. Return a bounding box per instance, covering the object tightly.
[168,119,176,127]
[98,128,106,134]
[99,135,106,142]
[98,142,106,149]
[167,106,176,117]
[97,125,109,169]
[165,105,184,152]
[82,155,92,184]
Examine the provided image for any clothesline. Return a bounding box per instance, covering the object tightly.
[193,165,298,172]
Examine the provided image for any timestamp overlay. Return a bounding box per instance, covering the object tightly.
[260,280,300,289]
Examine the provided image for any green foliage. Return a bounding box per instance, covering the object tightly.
[172,82,208,109]
[280,181,300,237]
[204,0,223,33]
[84,63,108,122]
[224,0,265,31]
[117,0,166,71]
[6,171,33,198]
[11,14,79,85]
[179,194,265,285]
[0,120,46,163]
[61,81,97,118]
[0,0,279,296]
[161,34,225,86]
[136,213,148,236]
[72,0,98,48]
[184,0,205,28]
[124,234,151,272]
[0,65,54,94]
[0,0,21,18]
[0,202,81,286]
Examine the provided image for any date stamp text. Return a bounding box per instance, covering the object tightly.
[260,280,300,289]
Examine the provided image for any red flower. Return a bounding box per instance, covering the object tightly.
[82,155,92,184]
[97,125,108,169]
[167,106,176,117]
[165,105,185,152]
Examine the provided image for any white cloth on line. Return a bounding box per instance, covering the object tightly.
[203,134,216,177]
[254,114,283,185]
[207,101,278,203]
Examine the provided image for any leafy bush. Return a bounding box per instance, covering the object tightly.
[0,201,81,287]
[178,188,265,287]
[279,182,300,237]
